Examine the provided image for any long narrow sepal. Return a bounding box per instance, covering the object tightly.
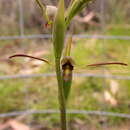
[9,54,50,64]
[64,36,72,57]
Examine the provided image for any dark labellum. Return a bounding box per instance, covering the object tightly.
[61,56,74,82]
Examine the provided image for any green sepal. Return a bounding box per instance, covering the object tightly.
[64,36,72,57]
[53,0,65,60]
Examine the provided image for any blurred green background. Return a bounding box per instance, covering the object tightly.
[0,0,130,129]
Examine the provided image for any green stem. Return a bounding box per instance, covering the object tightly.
[35,0,50,22]
[55,59,67,130]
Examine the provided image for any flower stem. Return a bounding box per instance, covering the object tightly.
[55,59,67,130]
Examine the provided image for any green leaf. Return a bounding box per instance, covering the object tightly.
[61,56,74,101]
[63,78,72,101]
[62,36,73,101]
[65,0,93,27]
[53,0,65,60]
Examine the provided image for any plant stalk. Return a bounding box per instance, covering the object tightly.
[55,59,67,130]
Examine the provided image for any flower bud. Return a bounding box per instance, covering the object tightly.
[46,5,57,20]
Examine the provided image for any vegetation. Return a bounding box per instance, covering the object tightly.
[0,0,130,129]
[0,26,130,129]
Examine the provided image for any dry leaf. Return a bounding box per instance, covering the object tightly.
[0,119,30,130]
